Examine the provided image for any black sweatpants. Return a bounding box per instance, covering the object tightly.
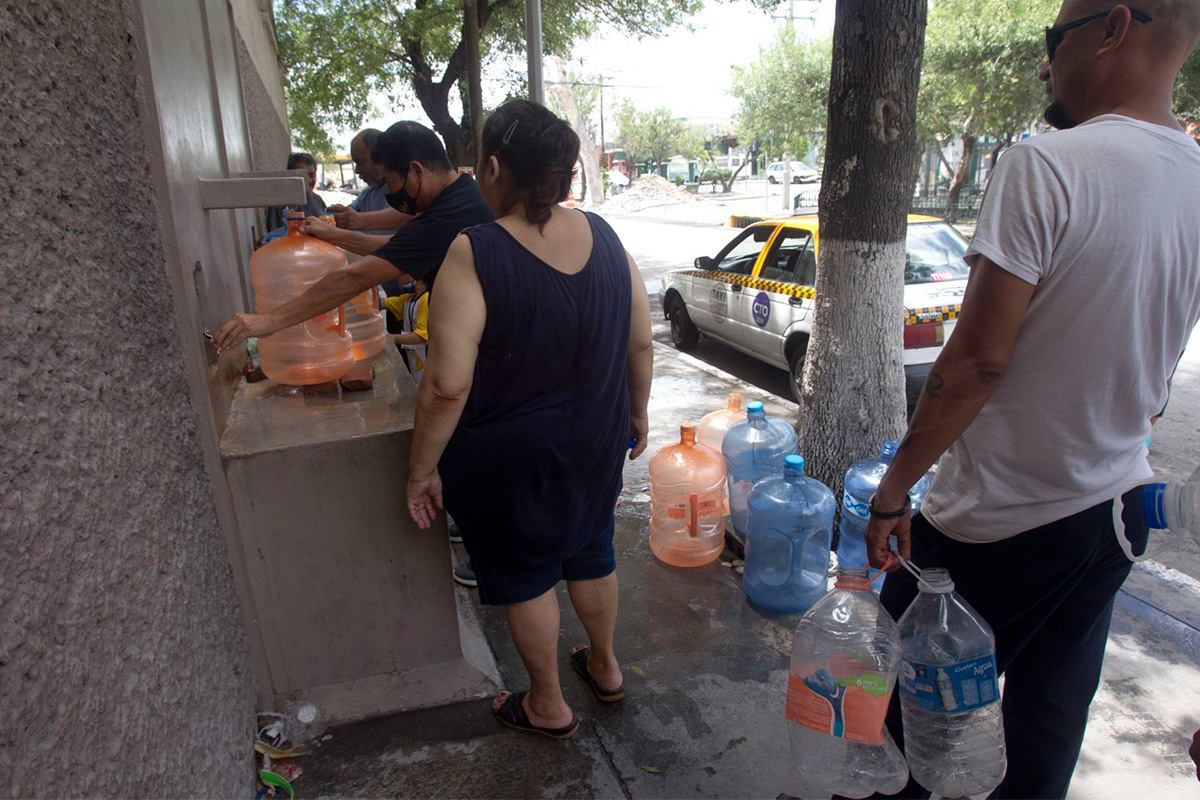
[875,492,1146,800]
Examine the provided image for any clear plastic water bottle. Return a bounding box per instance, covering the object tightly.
[897,567,1006,798]
[745,455,835,613]
[785,567,908,799]
[722,401,798,538]
[1113,463,1200,562]
[837,440,932,588]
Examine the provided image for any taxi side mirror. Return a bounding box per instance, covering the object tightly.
[695,256,714,270]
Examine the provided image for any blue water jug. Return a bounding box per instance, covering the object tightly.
[837,440,931,587]
[745,455,835,613]
[722,401,799,537]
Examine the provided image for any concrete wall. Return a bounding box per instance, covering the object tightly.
[0,0,282,794]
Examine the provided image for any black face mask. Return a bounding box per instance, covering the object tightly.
[386,172,421,215]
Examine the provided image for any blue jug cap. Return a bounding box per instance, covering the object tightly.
[285,210,307,221]
[785,454,804,471]
[1142,483,1169,529]
[747,401,765,414]
[881,440,900,457]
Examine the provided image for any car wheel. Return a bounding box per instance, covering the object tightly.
[669,297,700,351]
[767,176,778,185]
[788,337,809,404]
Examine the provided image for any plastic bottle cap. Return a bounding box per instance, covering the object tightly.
[917,567,954,593]
[785,454,804,471]
[1142,483,1169,529]
[747,401,764,414]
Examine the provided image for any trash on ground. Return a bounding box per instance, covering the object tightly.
[602,175,695,214]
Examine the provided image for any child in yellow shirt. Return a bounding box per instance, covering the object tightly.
[383,280,429,385]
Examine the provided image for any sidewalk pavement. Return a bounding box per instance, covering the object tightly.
[296,342,1200,799]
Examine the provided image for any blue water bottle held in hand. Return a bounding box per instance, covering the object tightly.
[722,401,799,538]
[838,440,931,587]
[745,455,835,613]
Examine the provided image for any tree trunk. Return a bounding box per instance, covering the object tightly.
[945,114,976,223]
[549,56,605,207]
[984,133,1011,190]
[463,0,484,166]
[800,0,927,506]
[723,142,757,193]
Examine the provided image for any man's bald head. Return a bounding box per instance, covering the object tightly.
[1043,0,1200,128]
[1064,0,1200,58]
[350,128,384,186]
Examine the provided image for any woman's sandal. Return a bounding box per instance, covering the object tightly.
[493,691,580,739]
[570,646,626,703]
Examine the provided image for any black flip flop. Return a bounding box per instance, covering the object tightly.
[570,646,626,703]
[493,691,580,739]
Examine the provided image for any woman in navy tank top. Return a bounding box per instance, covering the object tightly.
[406,100,653,738]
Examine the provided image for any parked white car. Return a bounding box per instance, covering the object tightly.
[660,214,970,404]
[765,160,820,184]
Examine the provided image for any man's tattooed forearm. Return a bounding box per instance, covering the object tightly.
[925,371,945,400]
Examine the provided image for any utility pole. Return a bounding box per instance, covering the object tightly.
[525,0,544,104]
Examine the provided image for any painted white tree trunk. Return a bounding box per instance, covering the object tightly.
[799,0,926,504]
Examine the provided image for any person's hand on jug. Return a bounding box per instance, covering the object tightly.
[864,483,913,573]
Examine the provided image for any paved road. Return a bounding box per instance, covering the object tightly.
[604,211,1200,583]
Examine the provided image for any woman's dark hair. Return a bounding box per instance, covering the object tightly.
[287,152,317,169]
[372,121,455,175]
[481,100,579,229]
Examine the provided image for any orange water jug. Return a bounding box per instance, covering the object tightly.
[699,393,742,515]
[648,424,727,567]
[698,392,743,452]
[342,288,387,361]
[251,212,354,385]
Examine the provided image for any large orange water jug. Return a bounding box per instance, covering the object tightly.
[699,393,742,515]
[343,287,387,361]
[251,213,354,385]
[698,392,743,453]
[649,424,727,567]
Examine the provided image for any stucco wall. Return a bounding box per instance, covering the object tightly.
[237,27,291,175]
[0,2,256,795]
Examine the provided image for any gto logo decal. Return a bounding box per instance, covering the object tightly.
[752,292,771,327]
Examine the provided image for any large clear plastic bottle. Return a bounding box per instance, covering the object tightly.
[838,440,932,586]
[251,212,354,385]
[1113,463,1200,562]
[745,455,835,613]
[722,401,799,538]
[785,567,908,799]
[697,392,743,451]
[897,567,1006,798]
[342,287,387,361]
[649,424,727,567]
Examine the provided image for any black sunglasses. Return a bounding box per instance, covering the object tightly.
[1045,8,1153,62]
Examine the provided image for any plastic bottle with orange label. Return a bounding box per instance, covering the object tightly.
[250,211,354,385]
[784,566,908,799]
[648,424,727,567]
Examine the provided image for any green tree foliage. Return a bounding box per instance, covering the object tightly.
[730,26,830,162]
[276,0,702,163]
[612,103,694,175]
[1176,48,1200,125]
[918,0,1057,212]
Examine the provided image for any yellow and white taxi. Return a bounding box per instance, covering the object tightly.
[661,214,970,404]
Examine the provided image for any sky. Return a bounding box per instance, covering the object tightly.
[347,0,836,148]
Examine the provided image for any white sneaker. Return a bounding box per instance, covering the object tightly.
[447,516,463,544]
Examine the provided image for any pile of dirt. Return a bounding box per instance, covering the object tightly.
[602,174,695,214]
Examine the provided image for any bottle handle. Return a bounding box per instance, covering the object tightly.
[1112,476,1180,563]
[688,493,699,538]
[325,305,347,337]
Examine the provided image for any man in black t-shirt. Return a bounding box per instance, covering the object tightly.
[213,122,495,354]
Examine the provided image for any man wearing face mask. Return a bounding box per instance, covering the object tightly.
[212,121,495,354]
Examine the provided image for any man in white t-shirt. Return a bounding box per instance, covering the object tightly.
[865,2,1200,797]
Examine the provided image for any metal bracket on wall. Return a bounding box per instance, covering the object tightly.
[198,175,307,209]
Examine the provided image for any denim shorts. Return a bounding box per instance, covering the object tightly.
[472,519,617,606]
